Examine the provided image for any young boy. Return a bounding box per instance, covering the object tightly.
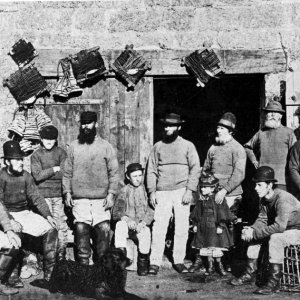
[112,163,154,276]
[31,125,68,260]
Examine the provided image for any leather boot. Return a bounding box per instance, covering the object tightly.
[188,254,205,273]
[137,253,149,276]
[255,263,282,295]
[75,222,91,265]
[93,221,110,262]
[43,228,58,281]
[205,256,214,275]
[215,257,227,276]
[7,265,24,288]
[0,248,20,295]
[231,258,257,285]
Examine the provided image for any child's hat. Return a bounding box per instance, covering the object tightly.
[199,172,219,187]
[39,125,58,140]
[126,163,144,175]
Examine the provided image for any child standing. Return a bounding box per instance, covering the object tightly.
[189,172,235,276]
[31,125,68,261]
[112,163,154,276]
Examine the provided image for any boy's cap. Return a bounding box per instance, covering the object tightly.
[80,111,97,124]
[126,163,144,175]
[199,172,219,187]
[39,125,58,140]
[2,140,25,159]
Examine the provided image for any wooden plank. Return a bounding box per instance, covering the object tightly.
[109,78,126,178]
[27,49,286,77]
[124,80,140,170]
[139,77,153,167]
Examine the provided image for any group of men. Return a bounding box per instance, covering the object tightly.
[0,99,300,296]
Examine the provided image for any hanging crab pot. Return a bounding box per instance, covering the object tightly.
[110,44,152,88]
[181,48,224,88]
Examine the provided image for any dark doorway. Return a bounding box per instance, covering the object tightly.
[153,74,265,164]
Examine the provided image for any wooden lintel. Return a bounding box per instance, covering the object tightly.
[17,49,286,77]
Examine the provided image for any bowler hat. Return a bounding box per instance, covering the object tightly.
[262,100,285,113]
[199,172,219,187]
[39,125,58,140]
[126,163,144,175]
[80,111,97,124]
[252,166,277,183]
[2,140,24,159]
[160,113,185,125]
[217,112,236,131]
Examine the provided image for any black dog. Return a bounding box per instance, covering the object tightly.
[45,248,141,300]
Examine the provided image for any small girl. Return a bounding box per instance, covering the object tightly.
[189,172,235,276]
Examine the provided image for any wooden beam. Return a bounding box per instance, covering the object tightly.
[30,49,286,77]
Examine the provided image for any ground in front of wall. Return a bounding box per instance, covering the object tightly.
[9,258,300,300]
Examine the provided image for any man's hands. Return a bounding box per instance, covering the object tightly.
[241,226,254,242]
[65,192,74,207]
[103,193,114,210]
[53,166,61,173]
[253,161,259,169]
[47,216,58,229]
[10,219,22,233]
[136,221,146,234]
[182,189,193,205]
[6,230,21,249]
[215,188,227,204]
[150,192,157,208]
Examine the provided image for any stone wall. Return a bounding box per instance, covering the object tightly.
[0,0,299,149]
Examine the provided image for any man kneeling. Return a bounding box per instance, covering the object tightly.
[231,166,300,295]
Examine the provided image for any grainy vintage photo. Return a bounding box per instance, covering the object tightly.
[0,1,300,299]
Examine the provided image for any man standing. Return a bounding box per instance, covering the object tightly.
[63,111,119,265]
[231,166,300,295]
[0,140,58,284]
[202,112,246,271]
[146,113,201,275]
[244,100,296,190]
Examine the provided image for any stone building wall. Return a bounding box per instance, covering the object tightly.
[0,0,299,149]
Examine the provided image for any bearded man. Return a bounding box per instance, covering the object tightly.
[244,100,296,191]
[62,111,119,265]
[202,112,246,271]
[146,113,201,275]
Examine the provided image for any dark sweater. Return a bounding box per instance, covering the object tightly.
[251,189,300,240]
[0,168,51,218]
[62,137,119,199]
[31,145,67,198]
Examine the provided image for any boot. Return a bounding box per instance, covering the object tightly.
[7,265,24,288]
[137,253,149,276]
[43,228,58,281]
[93,221,110,262]
[215,257,227,276]
[205,256,214,275]
[188,254,205,273]
[0,248,20,295]
[255,263,282,295]
[75,222,91,265]
[231,258,257,285]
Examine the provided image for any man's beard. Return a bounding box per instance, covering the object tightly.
[78,127,97,144]
[8,166,23,176]
[264,119,281,129]
[215,133,232,145]
[163,130,179,143]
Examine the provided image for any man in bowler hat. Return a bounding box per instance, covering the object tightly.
[63,111,119,265]
[244,100,296,190]
[0,140,58,285]
[146,113,201,275]
[231,166,300,295]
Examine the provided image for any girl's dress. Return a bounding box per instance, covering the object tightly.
[190,194,234,250]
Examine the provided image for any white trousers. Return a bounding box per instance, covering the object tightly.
[114,220,151,254]
[150,188,190,265]
[247,230,300,263]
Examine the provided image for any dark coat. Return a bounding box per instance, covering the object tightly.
[190,194,235,249]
